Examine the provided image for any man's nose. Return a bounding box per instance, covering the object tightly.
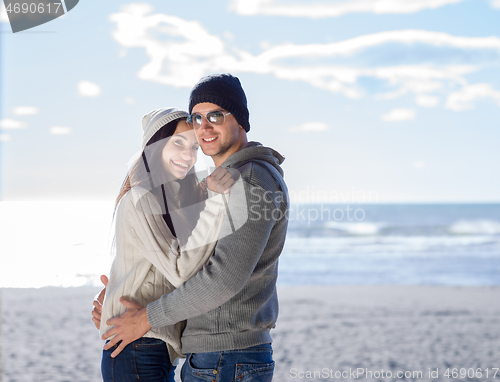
[199,116,213,131]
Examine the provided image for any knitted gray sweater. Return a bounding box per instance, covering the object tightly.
[147,142,289,353]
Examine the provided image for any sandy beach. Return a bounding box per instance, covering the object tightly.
[1,285,499,382]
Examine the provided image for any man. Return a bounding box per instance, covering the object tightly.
[93,73,288,381]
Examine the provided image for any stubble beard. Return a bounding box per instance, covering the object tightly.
[210,138,233,163]
[204,131,240,164]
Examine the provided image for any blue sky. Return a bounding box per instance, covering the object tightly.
[1,0,500,202]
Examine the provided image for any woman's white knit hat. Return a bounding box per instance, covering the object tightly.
[141,108,189,149]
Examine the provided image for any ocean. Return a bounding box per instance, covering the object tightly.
[281,203,500,286]
[1,201,499,288]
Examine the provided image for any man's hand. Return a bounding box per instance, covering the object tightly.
[207,167,236,194]
[101,297,152,358]
[92,275,108,330]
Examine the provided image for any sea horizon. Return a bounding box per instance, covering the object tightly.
[1,201,499,288]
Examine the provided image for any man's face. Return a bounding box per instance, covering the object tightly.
[192,102,245,163]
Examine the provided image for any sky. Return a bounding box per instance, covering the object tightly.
[1,0,500,203]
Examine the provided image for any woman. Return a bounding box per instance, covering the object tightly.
[100,108,234,382]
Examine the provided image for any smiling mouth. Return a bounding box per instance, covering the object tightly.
[172,160,188,169]
[202,136,218,142]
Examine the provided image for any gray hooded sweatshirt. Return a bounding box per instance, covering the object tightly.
[147,142,289,353]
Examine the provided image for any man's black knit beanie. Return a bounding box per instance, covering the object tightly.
[189,73,250,132]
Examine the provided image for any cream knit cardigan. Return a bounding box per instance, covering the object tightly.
[99,185,226,361]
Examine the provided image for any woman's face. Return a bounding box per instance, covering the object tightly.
[162,120,199,179]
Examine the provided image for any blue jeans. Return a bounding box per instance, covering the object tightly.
[181,343,275,382]
[101,337,175,382]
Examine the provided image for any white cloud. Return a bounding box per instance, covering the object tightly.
[413,161,426,169]
[0,118,27,129]
[416,94,440,107]
[109,7,500,109]
[230,0,466,18]
[110,3,233,87]
[491,0,500,9]
[78,81,101,97]
[446,83,500,111]
[0,134,11,142]
[124,97,135,104]
[382,108,416,121]
[49,126,72,135]
[290,122,330,132]
[249,30,500,62]
[13,106,39,115]
[0,3,9,23]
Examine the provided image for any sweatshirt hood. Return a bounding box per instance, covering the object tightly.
[222,142,285,176]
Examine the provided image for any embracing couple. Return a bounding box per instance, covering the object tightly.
[92,73,289,382]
